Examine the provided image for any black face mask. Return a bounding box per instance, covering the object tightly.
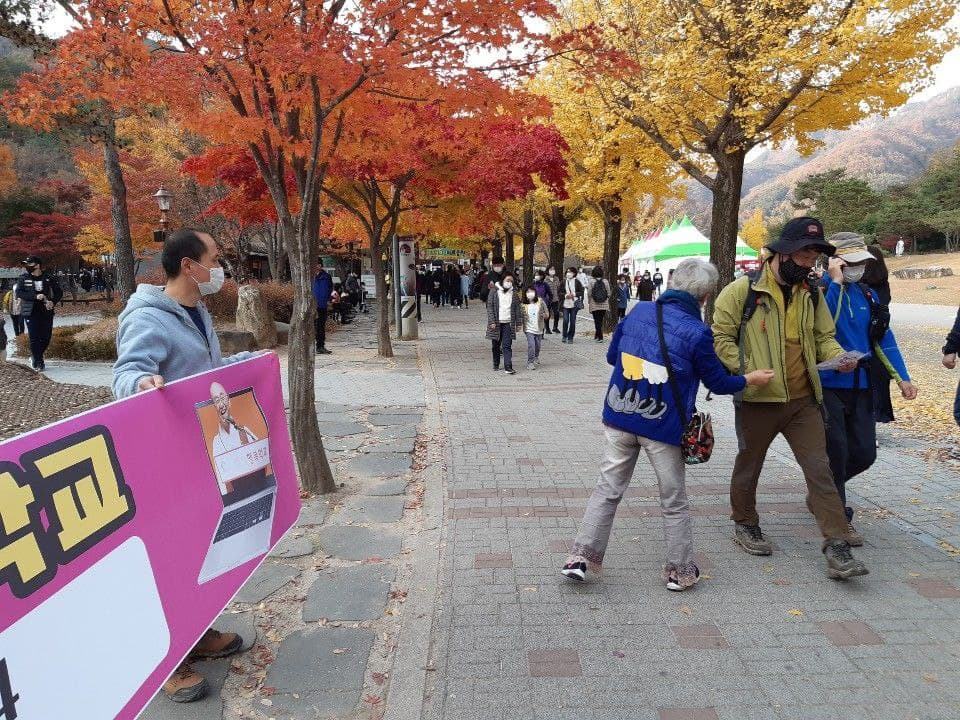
[779,258,810,285]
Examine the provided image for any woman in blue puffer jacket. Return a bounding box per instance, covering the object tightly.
[561,258,774,591]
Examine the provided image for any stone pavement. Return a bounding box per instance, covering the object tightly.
[416,302,960,720]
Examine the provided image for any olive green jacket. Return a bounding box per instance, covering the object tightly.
[712,263,845,404]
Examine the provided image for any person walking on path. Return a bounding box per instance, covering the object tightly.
[2,283,24,337]
[530,270,554,320]
[480,256,505,304]
[113,228,253,702]
[636,271,655,302]
[652,267,664,298]
[460,267,471,309]
[486,271,521,374]
[561,267,584,344]
[562,259,774,590]
[544,265,562,334]
[416,266,427,321]
[819,232,917,546]
[587,265,612,342]
[712,217,869,580]
[944,306,960,426]
[521,286,548,370]
[430,266,444,308]
[862,245,896,424]
[446,264,462,308]
[616,274,631,320]
[16,255,62,371]
[312,264,333,354]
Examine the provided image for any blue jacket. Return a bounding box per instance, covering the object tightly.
[603,290,746,445]
[820,276,909,390]
[617,283,630,309]
[312,271,333,309]
[113,284,254,399]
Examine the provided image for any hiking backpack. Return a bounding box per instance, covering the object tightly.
[590,279,609,304]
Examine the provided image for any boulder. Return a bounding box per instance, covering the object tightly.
[892,266,954,280]
[236,285,278,348]
[217,329,257,354]
[274,321,290,345]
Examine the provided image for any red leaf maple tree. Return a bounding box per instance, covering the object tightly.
[45,0,555,494]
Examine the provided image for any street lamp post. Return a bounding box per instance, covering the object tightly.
[153,186,173,243]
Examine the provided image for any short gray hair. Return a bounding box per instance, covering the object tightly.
[668,258,719,300]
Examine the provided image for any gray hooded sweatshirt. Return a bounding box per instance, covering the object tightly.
[113,284,254,399]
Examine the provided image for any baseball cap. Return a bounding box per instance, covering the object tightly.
[22,255,42,266]
[827,232,874,264]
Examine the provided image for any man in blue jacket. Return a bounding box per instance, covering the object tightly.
[312,264,333,354]
[821,233,917,545]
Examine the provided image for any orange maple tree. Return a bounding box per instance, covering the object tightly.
[34,0,555,493]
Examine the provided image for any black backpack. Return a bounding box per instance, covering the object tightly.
[590,279,609,303]
[857,283,890,343]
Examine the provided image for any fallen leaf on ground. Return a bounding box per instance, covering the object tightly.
[787,608,804,617]
[332,648,347,655]
[612,650,626,658]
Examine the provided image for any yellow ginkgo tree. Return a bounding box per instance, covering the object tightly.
[560,0,957,291]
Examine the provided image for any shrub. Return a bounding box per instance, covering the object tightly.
[15,324,117,362]
[258,281,295,323]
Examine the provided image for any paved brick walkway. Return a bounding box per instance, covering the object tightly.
[418,303,960,720]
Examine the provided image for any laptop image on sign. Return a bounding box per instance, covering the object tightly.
[195,385,276,584]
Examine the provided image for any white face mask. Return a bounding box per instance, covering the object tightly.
[548,269,556,276]
[493,265,503,273]
[193,264,226,295]
[566,272,574,279]
[503,282,513,290]
[842,265,866,284]
[526,291,536,300]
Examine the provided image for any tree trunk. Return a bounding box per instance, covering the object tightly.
[504,226,515,270]
[708,150,747,297]
[521,209,536,285]
[491,232,503,262]
[601,200,622,332]
[369,234,394,358]
[102,122,135,301]
[548,205,567,271]
[283,216,336,494]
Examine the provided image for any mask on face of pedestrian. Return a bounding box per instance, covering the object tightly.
[503,281,513,291]
[526,290,536,301]
[493,265,503,273]
[778,255,812,285]
[535,274,544,282]
[190,261,226,295]
[842,264,866,284]
[548,269,556,277]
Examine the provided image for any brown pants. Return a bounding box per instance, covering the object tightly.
[731,398,848,540]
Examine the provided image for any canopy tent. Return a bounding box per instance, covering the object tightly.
[621,216,759,275]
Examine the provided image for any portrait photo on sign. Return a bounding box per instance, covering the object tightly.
[194,383,277,584]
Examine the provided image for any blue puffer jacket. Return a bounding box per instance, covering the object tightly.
[602,290,747,446]
[820,276,910,390]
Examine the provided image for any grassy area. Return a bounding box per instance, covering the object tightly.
[886,251,960,306]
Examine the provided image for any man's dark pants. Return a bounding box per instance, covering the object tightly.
[315,306,328,349]
[823,387,877,521]
[491,323,513,369]
[731,398,849,540]
[25,310,54,366]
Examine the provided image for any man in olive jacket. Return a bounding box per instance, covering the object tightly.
[713,217,868,580]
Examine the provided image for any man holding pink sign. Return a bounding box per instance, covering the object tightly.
[113,228,261,703]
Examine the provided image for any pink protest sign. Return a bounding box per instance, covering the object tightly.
[0,353,300,719]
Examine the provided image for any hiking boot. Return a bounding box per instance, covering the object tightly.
[190,628,243,659]
[734,523,773,556]
[846,523,864,547]
[163,662,209,703]
[504,367,516,375]
[823,539,869,579]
